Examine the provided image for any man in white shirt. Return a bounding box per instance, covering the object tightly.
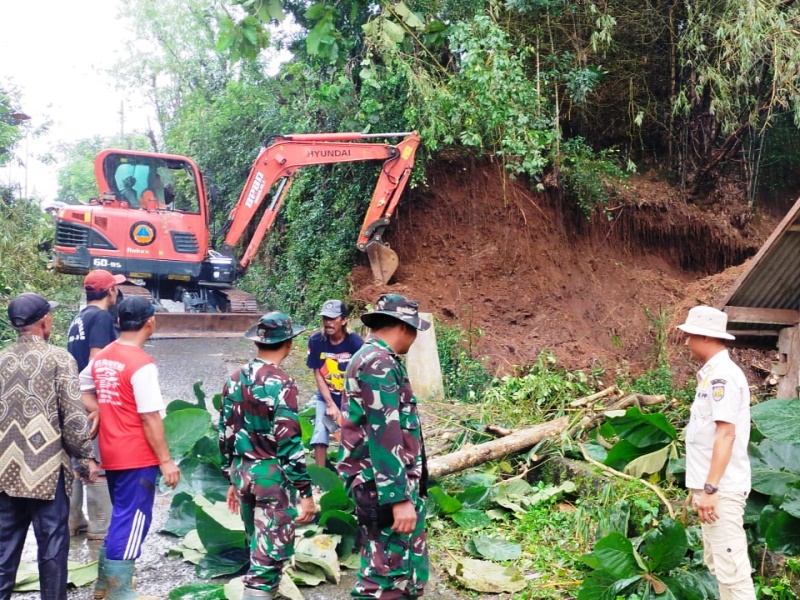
[678,305,755,600]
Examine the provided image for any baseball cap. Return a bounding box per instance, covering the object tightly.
[319,299,347,318]
[117,296,155,327]
[84,269,127,293]
[361,294,430,331]
[244,312,305,344]
[677,306,735,340]
[7,292,59,328]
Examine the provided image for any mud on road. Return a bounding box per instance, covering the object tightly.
[18,337,466,599]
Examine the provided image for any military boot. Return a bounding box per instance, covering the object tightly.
[242,588,273,600]
[86,479,111,540]
[69,478,88,536]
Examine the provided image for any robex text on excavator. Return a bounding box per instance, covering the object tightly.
[52,131,420,336]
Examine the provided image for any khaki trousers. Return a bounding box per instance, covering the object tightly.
[694,490,756,600]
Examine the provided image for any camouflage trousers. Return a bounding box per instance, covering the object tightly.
[231,457,298,594]
[351,482,429,599]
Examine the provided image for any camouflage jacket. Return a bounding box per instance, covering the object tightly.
[0,335,93,500]
[338,335,426,505]
[218,358,312,498]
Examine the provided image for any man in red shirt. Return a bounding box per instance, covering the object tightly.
[81,296,180,600]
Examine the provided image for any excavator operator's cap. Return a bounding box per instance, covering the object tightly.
[319,299,347,319]
[84,269,127,293]
[361,294,430,331]
[677,305,735,340]
[244,312,306,344]
[7,292,59,328]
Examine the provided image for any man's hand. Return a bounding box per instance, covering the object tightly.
[325,403,341,422]
[226,485,240,514]
[87,410,100,439]
[86,459,100,484]
[296,496,316,524]
[159,459,181,488]
[693,491,719,524]
[391,500,417,534]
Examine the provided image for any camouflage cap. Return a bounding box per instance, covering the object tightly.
[361,293,430,331]
[244,311,306,344]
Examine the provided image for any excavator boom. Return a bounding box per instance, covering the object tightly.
[223,131,420,283]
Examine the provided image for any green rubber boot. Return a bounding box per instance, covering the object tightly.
[104,559,159,600]
[94,546,107,599]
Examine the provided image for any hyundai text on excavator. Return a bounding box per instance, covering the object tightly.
[52,131,420,337]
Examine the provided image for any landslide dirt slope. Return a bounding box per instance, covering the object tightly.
[350,159,775,378]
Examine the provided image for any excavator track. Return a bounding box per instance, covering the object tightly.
[117,284,262,339]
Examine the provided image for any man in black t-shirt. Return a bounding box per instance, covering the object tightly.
[306,300,363,468]
[66,269,125,539]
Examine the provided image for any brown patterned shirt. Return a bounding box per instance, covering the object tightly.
[0,334,94,500]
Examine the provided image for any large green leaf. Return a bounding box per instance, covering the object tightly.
[456,485,491,509]
[447,557,526,593]
[751,399,800,442]
[578,571,642,600]
[173,457,230,502]
[163,492,197,536]
[471,535,522,561]
[428,486,463,514]
[169,583,226,599]
[167,399,202,414]
[15,560,98,591]
[306,465,341,492]
[581,532,643,580]
[194,495,245,555]
[609,407,676,447]
[318,510,358,537]
[320,484,354,513]
[661,569,719,600]
[195,548,249,579]
[640,518,688,572]
[624,444,673,478]
[605,440,664,472]
[451,508,493,530]
[295,534,341,583]
[765,509,800,554]
[164,408,211,458]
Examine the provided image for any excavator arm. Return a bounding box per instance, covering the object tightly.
[222,131,420,284]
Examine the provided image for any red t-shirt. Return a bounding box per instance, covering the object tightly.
[89,342,165,470]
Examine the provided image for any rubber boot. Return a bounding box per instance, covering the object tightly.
[104,559,159,600]
[94,546,107,599]
[242,588,273,600]
[86,480,111,540]
[69,478,88,536]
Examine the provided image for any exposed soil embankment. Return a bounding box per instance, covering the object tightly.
[350,160,772,377]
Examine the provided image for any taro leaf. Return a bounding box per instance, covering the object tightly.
[750,439,800,497]
[765,509,800,554]
[319,510,358,537]
[223,577,244,600]
[451,508,493,530]
[175,457,230,502]
[195,495,245,555]
[471,535,522,561]
[456,485,491,509]
[498,479,533,497]
[744,492,770,526]
[456,472,497,488]
[168,583,226,599]
[640,517,687,572]
[295,534,341,583]
[299,415,314,448]
[605,440,664,472]
[624,444,673,478]
[661,569,719,600]
[163,492,197,536]
[288,564,327,586]
[580,532,643,580]
[306,465,341,492]
[15,561,99,591]
[164,408,211,458]
[212,393,222,412]
[493,494,526,515]
[195,547,249,579]
[780,487,800,519]
[167,399,201,414]
[447,556,526,593]
[428,486,463,514]
[609,407,676,447]
[583,439,608,463]
[578,571,641,600]
[278,576,305,600]
[193,381,207,408]
[320,484,355,514]
[341,552,361,569]
[751,399,800,442]
[192,435,223,469]
[172,530,207,565]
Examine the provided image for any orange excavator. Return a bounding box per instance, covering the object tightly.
[52,131,420,335]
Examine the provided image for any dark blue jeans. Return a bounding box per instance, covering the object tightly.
[0,471,70,600]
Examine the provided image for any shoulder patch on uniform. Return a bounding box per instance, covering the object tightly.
[712,379,726,402]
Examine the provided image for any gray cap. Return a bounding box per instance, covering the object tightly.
[319,299,347,318]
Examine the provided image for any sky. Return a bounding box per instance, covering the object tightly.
[0,0,155,201]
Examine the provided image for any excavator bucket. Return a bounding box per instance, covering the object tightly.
[366,241,400,284]
[151,312,265,339]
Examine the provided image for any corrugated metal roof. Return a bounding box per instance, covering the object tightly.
[722,196,800,346]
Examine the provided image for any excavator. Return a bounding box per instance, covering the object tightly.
[52,131,420,336]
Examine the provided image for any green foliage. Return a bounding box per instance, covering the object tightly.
[481,351,600,426]
[0,86,26,167]
[559,137,629,218]
[435,320,492,402]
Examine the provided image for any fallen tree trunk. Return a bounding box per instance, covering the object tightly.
[427,393,666,479]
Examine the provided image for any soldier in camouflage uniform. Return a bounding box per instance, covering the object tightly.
[338,294,431,599]
[219,312,316,600]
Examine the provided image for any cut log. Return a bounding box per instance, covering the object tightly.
[426,393,667,479]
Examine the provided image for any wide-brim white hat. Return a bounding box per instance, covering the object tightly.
[677,306,735,340]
